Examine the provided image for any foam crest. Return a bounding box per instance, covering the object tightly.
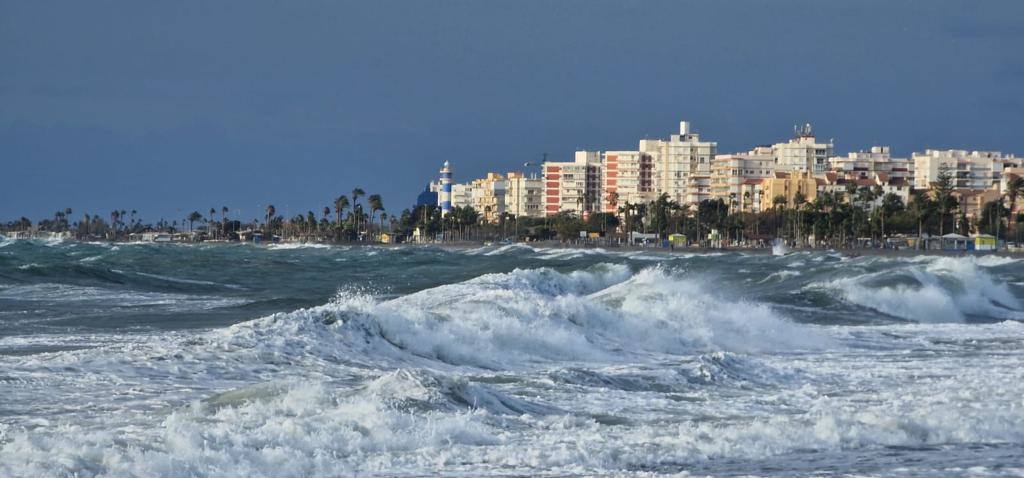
[818,256,1023,323]
[217,264,825,373]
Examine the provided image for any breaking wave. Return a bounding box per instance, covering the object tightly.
[816,256,1023,323]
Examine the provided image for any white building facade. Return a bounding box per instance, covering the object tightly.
[913,149,1021,190]
[773,124,834,173]
[504,172,544,219]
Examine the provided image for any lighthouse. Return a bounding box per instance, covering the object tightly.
[438,160,452,216]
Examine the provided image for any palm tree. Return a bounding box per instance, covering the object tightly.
[618,201,633,242]
[110,211,121,239]
[368,194,383,231]
[351,187,365,237]
[793,192,807,244]
[606,191,619,214]
[187,211,203,233]
[1005,175,1024,241]
[334,195,350,228]
[265,205,276,234]
[908,191,934,249]
[934,166,956,237]
[772,194,787,238]
[208,208,216,238]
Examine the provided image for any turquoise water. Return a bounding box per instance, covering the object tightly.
[2,239,1023,476]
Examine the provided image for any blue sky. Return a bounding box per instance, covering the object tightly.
[2,0,1022,222]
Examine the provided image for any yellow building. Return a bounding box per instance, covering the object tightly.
[470,173,507,223]
[762,171,819,208]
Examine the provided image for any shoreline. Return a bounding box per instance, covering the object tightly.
[6,235,1021,258]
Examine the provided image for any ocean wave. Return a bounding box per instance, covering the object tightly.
[811,256,1023,323]
[215,264,829,374]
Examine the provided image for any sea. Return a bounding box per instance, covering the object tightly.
[1,238,1023,477]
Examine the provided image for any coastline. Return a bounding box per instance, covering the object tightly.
[4,234,1022,257]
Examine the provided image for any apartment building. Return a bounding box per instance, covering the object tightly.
[470,173,507,223]
[773,123,834,173]
[638,121,718,206]
[505,172,544,219]
[601,150,653,213]
[762,171,820,208]
[829,146,913,182]
[913,149,1021,190]
[450,183,474,209]
[543,151,602,217]
[710,146,774,212]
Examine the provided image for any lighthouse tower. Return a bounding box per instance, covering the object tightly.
[438,160,452,216]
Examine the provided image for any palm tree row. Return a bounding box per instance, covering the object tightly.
[1,186,393,243]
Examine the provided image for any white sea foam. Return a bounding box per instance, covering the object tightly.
[3,253,1024,476]
[815,256,1023,323]
[265,242,334,250]
[975,255,1021,267]
[760,270,802,283]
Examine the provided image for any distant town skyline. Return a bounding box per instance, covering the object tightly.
[2,0,1023,221]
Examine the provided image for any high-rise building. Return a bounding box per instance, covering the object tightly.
[601,150,653,213]
[505,172,544,218]
[638,121,718,206]
[773,123,834,173]
[543,151,602,217]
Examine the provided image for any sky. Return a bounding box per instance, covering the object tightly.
[2,0,1023,223]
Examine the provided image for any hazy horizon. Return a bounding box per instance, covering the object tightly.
[3,0,1023,223]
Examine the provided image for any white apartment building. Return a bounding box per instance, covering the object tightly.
[543,151,602,217]
[638,121,718,206]
[773,123,834,173]
[505,172,544,219]
[913,149,1021,190]
[829,146,913,182]
[470,173,507,223]
[710,146,774,212]
[601,150,653,213]
[450,183,474,209]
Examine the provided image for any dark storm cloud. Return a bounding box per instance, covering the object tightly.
[1,0,1022,221]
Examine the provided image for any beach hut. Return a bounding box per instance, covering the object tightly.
[669,234,687,248]
[973,234,996,251]
[941,233,969,250]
